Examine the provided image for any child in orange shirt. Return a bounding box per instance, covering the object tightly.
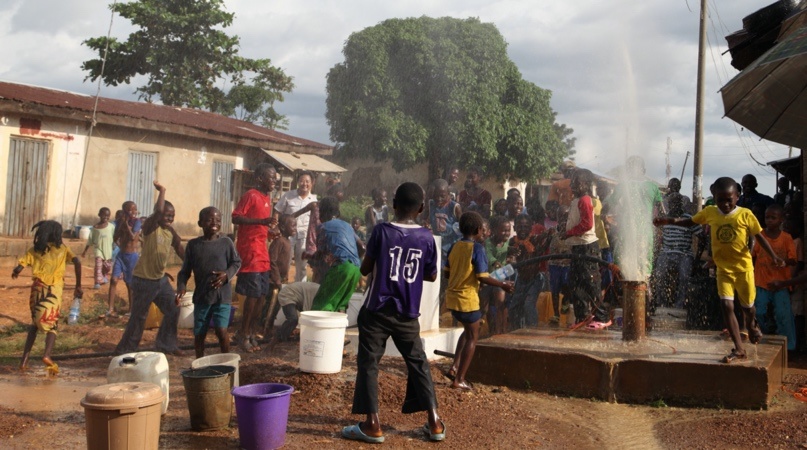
[753,204,797,350]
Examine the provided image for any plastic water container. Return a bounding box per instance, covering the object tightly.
[178,292,194,329]
[108,352,170,414]
[67,295,81,325]
[144,303,163,329]
[299,311,348,374]
[192,353,241,387]
[79,225,92,240]
[490,264,515,281]
[81,382,164,450]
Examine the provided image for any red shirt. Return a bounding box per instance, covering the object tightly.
[458,189,492,212]
[233,189,272,273]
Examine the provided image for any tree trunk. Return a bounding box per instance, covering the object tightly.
[427,146,442,183]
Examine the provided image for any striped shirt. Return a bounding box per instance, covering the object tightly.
[661,214,701,256]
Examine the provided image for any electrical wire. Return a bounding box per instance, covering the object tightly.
[71,1,117,226]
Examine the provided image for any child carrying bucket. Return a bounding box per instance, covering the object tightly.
[342,182,446,443]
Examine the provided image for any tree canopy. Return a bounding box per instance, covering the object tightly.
[326,16,572,181]
[82,0,294,129]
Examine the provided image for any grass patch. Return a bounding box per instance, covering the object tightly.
[0,323,29,337]
[0,327,92,358]
[77,293,110,325]
[649,399,668,408]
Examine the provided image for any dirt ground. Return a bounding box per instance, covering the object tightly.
[2,260,807,449]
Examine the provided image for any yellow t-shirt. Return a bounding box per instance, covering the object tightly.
[18,244,76,287]
[133,227,175,280]
[692,206,761,273]
[444,240,490,312]
[592,198,609,250]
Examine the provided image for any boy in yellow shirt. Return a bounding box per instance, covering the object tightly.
[654,177,784,363]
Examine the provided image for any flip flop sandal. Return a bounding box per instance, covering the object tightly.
[586,320,612,330]
[249,336,262,351]
[237,338,255,354]
[450,380,474,391]
[549,315,560,324]
[341,423,385,443]
[43,358,59,376]
[422,420,446,442]
[721,349,747,364]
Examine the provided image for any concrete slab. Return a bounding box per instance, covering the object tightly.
[468,327,786,409]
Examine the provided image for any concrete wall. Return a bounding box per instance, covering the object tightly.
[77,125,244,235]
[0,113,259,237]
[0,115,89,235]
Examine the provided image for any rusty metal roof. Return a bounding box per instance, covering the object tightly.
[263,150,347,173]
[0,81,332,153]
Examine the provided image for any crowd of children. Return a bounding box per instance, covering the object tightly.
[18,160,807,420]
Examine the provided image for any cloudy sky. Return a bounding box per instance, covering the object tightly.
[0,0,794,197]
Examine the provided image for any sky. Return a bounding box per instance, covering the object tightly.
[0,0,795,197]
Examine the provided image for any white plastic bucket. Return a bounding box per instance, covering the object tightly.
[79,226,92,240]
[178,293,194,329]
[299,311,348,374]
[107,352,170,414]
[191,353,241,387]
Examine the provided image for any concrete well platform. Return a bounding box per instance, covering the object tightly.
[468,328,786,409]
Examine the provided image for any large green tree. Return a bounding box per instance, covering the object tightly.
[82,0,293,129]
[326,16,572,181]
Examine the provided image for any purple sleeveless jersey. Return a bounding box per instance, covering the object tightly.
[364,222,438,319]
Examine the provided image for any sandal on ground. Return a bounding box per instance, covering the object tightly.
[341,423,385,444]
[549,315,560,324]
[237,337,256,354]
[450,380,474,391]
[443,368,456,381]
[586,320,612,330]
[43,358,59,376]
[106,310,119,319]
[721,348,747,364]
[249,336,262,352]
[422,420,446,442]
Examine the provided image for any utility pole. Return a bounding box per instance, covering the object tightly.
[665,137,672,182]
[692,0,707,211]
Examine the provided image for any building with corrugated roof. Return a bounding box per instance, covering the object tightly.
[0,81,341,236]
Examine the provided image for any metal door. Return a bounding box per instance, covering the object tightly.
[4,138,49,237]
[126,152,156,217]
[211,161,234,234]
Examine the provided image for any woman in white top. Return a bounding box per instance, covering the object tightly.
[275,171,318,282]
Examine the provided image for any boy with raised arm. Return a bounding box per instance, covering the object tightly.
[654,177,784,363]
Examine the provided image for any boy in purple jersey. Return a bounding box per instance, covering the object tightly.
[342,182,446,444]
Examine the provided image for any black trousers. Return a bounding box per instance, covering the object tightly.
[351,305,438,414]
[570,241,608,322]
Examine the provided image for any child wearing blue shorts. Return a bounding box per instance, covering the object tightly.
[176,207,242,358]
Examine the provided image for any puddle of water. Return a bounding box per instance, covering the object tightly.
[0,367,105,414]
